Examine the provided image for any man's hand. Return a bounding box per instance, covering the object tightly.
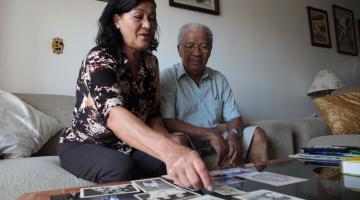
[227,133,243,166]
[169,134,189,146]
[207,129,229,167]
[163,144,213,191]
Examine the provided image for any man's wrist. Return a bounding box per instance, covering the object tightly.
[230,128,243,138]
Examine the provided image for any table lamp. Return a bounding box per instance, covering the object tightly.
[307,69,344,98]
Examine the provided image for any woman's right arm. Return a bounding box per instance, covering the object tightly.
[85,50,212,190]
[107,106,213,191]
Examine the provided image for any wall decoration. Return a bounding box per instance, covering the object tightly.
[52,37,64,55]
[169,0,219,15]
[333,5,358,55]
[306,6,331,48]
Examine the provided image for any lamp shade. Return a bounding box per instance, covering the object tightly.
[307,70,344,96]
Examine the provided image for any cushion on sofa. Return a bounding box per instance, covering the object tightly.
[289,117,331,153]
[313,92,360,135]
[0,156,95,200]
[0,90,63,159]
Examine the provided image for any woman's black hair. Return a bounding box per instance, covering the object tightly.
[95,0,158,62]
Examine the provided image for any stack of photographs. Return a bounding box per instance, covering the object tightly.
[51,167,307,200]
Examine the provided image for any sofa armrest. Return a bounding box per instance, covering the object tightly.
[308,135,360,146]
[250,120,293,159]
[288,117,331,153]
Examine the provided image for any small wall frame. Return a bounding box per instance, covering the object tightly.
[307,6,332,48]
[169,0,219,15]
[333,5,358,56]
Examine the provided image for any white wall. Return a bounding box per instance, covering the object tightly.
[0,0,359,121]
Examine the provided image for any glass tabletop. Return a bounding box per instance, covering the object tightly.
[206,159,360,200]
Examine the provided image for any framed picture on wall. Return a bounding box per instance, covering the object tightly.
[307,6,331,48]
[332,5,358,55]
[359,19,360,47]
[169,0,219,15]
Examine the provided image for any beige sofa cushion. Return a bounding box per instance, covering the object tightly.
[289,117,331,153]
[0,156,94,200]
[0,90,63,158]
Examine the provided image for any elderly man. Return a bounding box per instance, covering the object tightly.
[160,23,268,168]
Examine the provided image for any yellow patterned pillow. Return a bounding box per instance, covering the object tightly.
[313,92,360,134]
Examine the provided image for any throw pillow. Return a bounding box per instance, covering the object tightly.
[313,92,360,135]
[0,90,63,159]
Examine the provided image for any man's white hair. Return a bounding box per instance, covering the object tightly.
[177,23,213,46]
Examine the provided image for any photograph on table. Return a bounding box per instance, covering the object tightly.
[134,188,200,200]
[213,185,246,196]
[236,171,307,186]
[191,194,225,200]
[132,177,177,192]
[80,183,140,198]
[233,189,305,200]
[209,167,252,186]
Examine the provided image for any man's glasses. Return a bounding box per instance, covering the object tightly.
[181,43,211,52]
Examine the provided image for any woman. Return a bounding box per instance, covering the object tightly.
[58,0,212,191]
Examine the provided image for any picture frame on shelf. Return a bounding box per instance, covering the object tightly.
[169,0,219,15]
[307,6,332,48]
[332,5,358,56]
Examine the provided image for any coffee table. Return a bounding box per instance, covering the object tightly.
[214,159,359,200]
[17,159,359,200]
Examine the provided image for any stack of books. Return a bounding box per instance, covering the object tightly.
[289,145,360,166]
[343,174,360,191]
[341,156,360,191]
[341,156,360,176]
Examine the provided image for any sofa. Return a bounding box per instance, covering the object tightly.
[0,92,358,200]
[0,93,94,200]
